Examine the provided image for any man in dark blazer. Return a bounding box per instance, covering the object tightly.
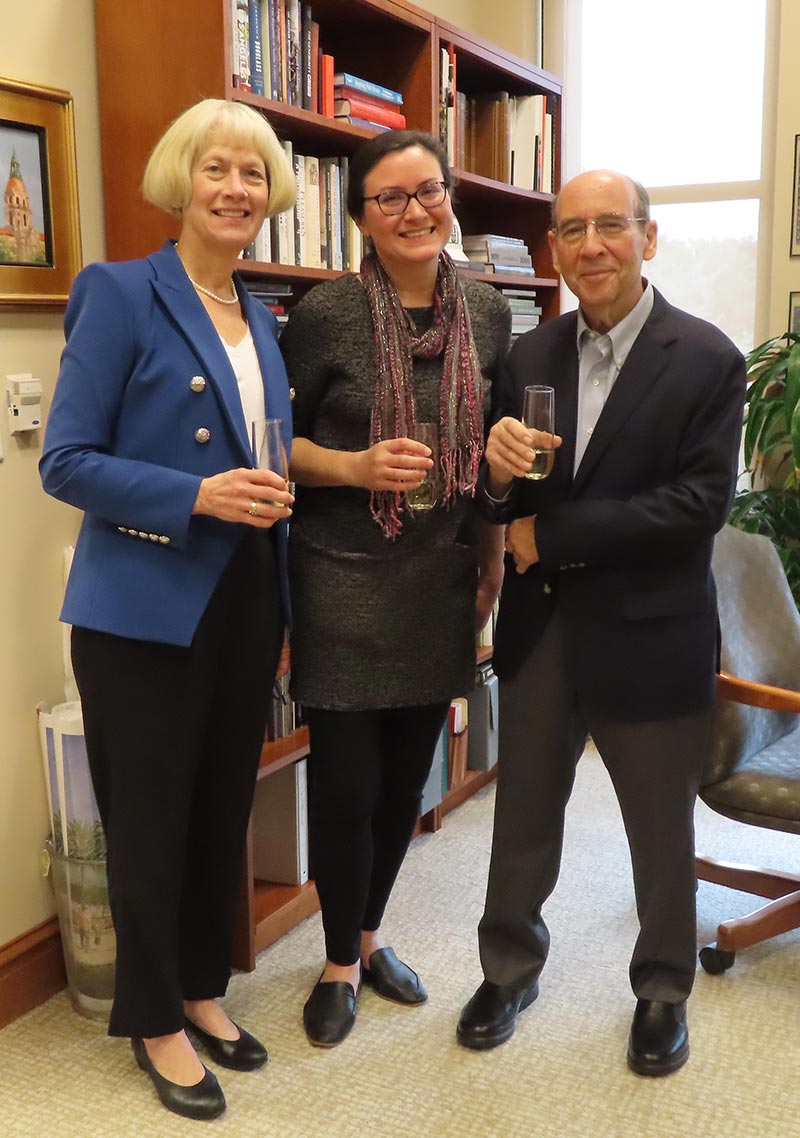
[456,170,746,1076]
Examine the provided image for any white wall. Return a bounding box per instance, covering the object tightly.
[0,0,104,944]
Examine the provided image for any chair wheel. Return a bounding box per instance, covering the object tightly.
[699,943,736,974]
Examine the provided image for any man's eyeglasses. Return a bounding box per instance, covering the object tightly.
[362,180,449,216]
[552,214,648,245]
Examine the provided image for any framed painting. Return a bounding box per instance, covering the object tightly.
[0,78,81,309]
[789,291,800,335]
[792,135,800,258]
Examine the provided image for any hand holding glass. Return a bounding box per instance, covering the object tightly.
[407,422,439,511]
[521,386,556,480]
[251,418,289,506]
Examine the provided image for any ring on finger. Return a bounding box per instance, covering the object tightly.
[248,500,259,517]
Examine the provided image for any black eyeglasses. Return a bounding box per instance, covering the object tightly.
[362,180,449,216]
[552,214,648,245]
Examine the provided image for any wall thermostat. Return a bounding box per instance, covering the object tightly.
[6,373,43,433]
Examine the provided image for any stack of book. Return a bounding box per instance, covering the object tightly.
[332,70,406,132]
[501,287,543,343]
[461,233,535,277]
[243,281,293,332]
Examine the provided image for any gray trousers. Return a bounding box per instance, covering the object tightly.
[478,610,710,1004]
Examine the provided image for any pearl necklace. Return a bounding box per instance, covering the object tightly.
[187,273,239,305]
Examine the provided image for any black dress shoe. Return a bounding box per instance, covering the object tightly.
[362,947,427,1006]
[130,1036,226,1120]
[185,1017,268,1071]
[627,999,689,1077]
[457,979,539,1050]
[303,977,359,1048]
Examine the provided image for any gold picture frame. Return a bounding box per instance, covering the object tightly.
[0,77,82,309]
[789,291,800,335]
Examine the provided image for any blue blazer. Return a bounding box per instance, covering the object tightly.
[40,241,292,647]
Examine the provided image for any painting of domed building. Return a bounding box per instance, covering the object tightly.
[0,132,48,266]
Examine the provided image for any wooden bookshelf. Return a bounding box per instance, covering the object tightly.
[94,0,561,971]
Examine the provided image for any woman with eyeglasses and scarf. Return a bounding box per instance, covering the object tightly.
[280,130,510,1048]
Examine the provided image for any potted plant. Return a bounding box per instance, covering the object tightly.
[728,332,800,608]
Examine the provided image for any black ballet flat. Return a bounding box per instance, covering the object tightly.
[303,976,360,1047]
[362,947,428,1006]
[130,1035,226,1120]
[185,1017,268,1071]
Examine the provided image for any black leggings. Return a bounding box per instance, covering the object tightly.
[304,702,450,965]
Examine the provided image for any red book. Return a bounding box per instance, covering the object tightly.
[320,53,335,117]
[333,84,405,115]
[333,96,406,130]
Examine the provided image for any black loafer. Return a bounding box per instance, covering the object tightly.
[627,999,689,1077]
[303,977,359,1048]
[131,1036,226,1121]
[457,979,539,1050]
[185,1017,268,1071]
[362,947,427,1006]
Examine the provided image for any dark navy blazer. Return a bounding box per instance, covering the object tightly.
[40,241,292,647]
[477,289,746,721]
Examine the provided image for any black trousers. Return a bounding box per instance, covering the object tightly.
[71,531,283,1037]
[304,702,449,965]
[479,609,710,1004]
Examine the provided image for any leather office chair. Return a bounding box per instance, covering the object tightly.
[696,523,800,974]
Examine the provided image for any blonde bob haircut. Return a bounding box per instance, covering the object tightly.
[142,99,296,218]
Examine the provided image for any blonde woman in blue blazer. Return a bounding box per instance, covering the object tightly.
[40,99,296,1122]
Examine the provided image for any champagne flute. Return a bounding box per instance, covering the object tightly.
[407,422,439,511]
[251,418,289,506]
[521,385,556,480]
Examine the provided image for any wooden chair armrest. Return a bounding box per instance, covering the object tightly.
[717,671,800,713]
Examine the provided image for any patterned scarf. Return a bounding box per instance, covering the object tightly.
[360,248,484,538]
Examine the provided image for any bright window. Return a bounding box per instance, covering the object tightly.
[574,0,768,352]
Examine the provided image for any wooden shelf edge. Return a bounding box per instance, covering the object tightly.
[259,726,311,778]
[441,766,497,816]
[252,880,319,956]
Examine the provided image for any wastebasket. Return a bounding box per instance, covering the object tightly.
[37,700,115,1020]
[43,839,115,1020]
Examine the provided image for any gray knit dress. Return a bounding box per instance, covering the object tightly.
[281,273,511,711]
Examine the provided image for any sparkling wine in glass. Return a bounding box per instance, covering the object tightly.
[407,422,439,511]
[522,385,556,480]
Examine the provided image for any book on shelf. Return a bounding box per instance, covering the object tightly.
[304,154,322,269]
[247,0,265,96]
[484,263,537,277]
[470,91,511,183]
[285,0,302,105]
[308,16,319,112]
[334,83,403,113]
[232,0,251,91]
[266,0,284,100]
[278,140,296,265]
[335,115,392,134]
[292,151,307,266]
[501,287,538,299]
[253,216,272,262]
[505,298,542,314]
[319,52,335,116]
[301,4,315,111]
[439,44,456,165]
[332,71,403,105]
[333,98,406,130]
[510,93,545,192]
[339,154,351,272]
[252,757,309,885]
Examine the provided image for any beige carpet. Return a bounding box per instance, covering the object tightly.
[2,745,799,1137]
